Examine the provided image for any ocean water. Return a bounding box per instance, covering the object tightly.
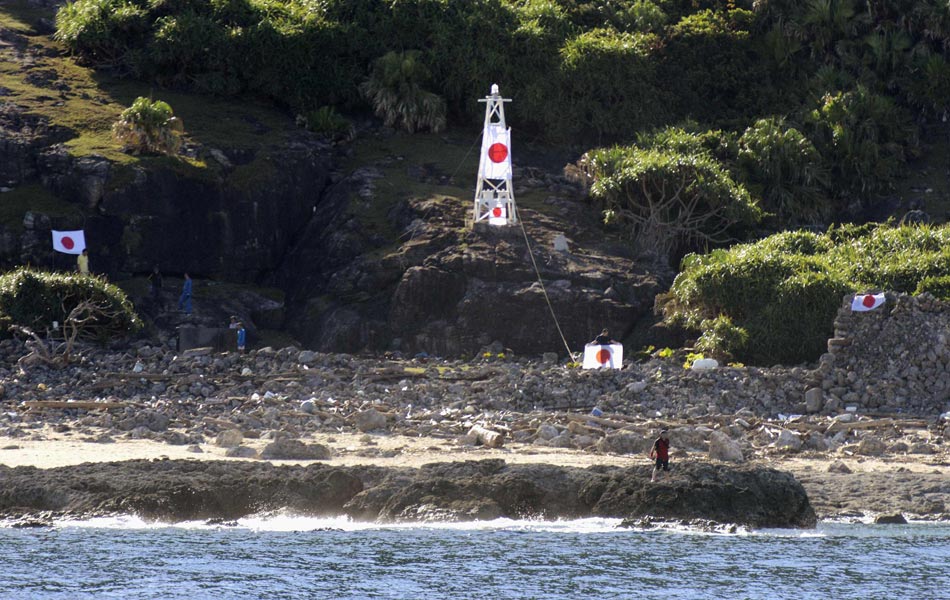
[1,516,948,600]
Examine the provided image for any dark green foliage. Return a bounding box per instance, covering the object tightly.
[575,128,762,259]
[360,51,447,133]
[915,276,950,301]
[53,0,950,218]
[296,106,354,141]
[661,8,776,123]
[805,86,917,201]
[0,268,141,340]
[663,224,950,365]
[557,30,668,141]
[737,117,829,223]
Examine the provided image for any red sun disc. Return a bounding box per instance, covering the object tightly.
[862,294,875,307]
[62,237,75,250]
[488,143,508,163]
[492,207,502,218]
[596,348,611,364]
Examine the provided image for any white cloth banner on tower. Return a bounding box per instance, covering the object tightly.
[479,125,511,180]
[582,344,623,369]
[488,203,507,225]
[51,230,86,255]
[851,293,885,312]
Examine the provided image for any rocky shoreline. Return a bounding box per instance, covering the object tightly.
[1,337,948,526]
[0,459,816,529]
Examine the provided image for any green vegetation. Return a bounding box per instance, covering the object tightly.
[112,96,183,154]
[0,268,140,340]
[574,127,762,259]
[360,51,447,134]
[662,224,950,365]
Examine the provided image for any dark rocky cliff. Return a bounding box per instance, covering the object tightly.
[1,13,668,356]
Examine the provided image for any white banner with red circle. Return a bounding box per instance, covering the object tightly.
[51,230,86,255]
[479,124,511,180]
[582,344,623,369]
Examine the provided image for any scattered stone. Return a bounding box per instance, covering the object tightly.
[216,430,244,448]
[773,430,802,452]
[827,461,852,474]
[804,388,823,413]
[855,436,887,457]
[300,399,316,414]
[260,438,331,460]
[536,423,559,441]
[708,431,743,462]
[225,445,258,458]
[354,409,388,432]
[874,513,908,525]
[186,445,203,453]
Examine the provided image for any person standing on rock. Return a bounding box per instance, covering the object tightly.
[236,322,246,354]
[590,329,618,345]
[178,273,192,314]
[650,429,670,482]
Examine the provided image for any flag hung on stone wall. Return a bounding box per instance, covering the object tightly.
[851,293,885,312]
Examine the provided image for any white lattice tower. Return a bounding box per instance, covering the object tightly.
[473,84,518,226]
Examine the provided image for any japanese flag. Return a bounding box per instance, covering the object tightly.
[851,293,885,312]
[583,344,623,369]
[489,203,507,225]
[51,230,86,255]
[479,124,511,180]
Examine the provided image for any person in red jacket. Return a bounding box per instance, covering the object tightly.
[650,429,670,482]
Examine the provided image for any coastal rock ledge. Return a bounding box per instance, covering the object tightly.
[0,459,816,529]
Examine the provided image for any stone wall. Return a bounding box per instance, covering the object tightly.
[817,292,950,415]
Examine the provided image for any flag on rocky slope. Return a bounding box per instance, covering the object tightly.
[583,343,623,369]
[851,292,885,312]
[51,230,86,255]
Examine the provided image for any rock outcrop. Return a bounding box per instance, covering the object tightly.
[0,459,816,528]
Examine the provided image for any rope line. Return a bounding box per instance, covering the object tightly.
[517,216,575,360]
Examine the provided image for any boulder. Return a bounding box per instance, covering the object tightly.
[874,513,908,525]
[596,432,647,455]
[260,438,332,460]
[773,430,802,452]
[708,432,743,462]
[215,430,244,448]
[855,436,887,457]
[536,423,560,441]
[225,446,258,459]
[827,460,852,474]
[354,409,388,432]
[804,388,823,413]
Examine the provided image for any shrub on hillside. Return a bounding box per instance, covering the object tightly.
[0,268,140,341]
[573,128,761,261]
[112,96,183,155]
[805,86,917,202]
[557,29,668,141]
[662,225,950,365]
[360,51,447,133]
[915,276,950,301]
[737,117,829,224]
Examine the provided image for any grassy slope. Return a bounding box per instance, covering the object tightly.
[0,1,304,212]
